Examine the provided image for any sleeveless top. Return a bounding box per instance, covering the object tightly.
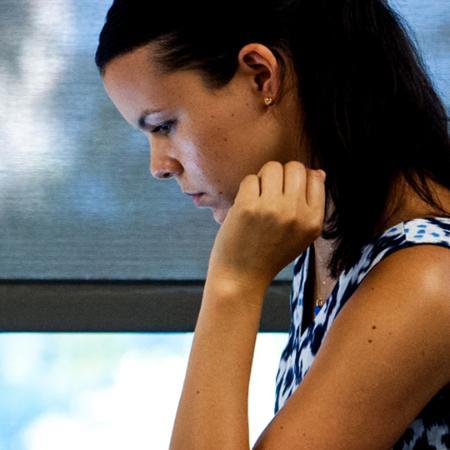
[274,216,450,450]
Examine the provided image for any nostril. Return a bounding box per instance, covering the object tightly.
[153,170,172,179]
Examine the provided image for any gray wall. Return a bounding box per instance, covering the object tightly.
[1,0,449,281]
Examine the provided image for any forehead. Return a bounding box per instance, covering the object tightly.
[102,45,195,126]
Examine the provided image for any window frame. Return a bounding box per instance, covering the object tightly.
[0,280,291,332]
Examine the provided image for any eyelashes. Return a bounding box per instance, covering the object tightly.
[151,120,176,135]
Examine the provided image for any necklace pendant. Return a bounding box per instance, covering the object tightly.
[314,295,326,316]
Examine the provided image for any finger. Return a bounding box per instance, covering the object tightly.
[258,161,284,201]
[306,169,326,212]
[233,174,260,206]
[283,161,307,200]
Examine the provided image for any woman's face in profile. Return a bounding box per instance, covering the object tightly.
[102,43,305,225]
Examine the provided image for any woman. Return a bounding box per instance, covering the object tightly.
[95,0,450,448]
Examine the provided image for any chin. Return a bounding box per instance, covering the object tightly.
[212,207,229,225]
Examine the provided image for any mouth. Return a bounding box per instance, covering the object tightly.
[184,191,205,203]
[190,193,205,207]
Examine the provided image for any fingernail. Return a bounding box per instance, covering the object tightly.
[318,170,326,180]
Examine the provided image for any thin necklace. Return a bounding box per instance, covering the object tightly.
[314,279,328,316]
[313,244,332,316]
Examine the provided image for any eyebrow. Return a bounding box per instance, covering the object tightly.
[137,109,163,130]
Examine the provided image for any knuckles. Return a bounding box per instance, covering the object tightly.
[263,160,307,171]
[235,160,324,234]
[257,160,310,179]
[256,160,314,180]
[284,160,306,171]
[257,160,283,176]
[265,160,285,169]
[236,200,323,238]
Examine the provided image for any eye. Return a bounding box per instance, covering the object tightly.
[151,120,175,135]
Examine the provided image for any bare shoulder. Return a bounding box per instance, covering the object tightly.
[252,243,450,450]
[365,243,450,320]
[355,243,450,372]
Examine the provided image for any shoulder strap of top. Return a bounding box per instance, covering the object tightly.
[356,216,450,282]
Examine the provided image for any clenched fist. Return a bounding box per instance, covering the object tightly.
[206,160,327,296]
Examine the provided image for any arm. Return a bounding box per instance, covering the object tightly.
[169,244,450,450]
[252,244,450,449]
[169,162,326,449]
[169,274,267,450]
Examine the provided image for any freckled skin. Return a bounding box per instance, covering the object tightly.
[101,42,308,225]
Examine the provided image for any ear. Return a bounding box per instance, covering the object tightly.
[237,43,282,103]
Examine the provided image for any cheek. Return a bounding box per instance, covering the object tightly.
[188,129,232,176]
[187,115,256,194]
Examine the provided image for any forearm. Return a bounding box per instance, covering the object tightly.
[169,275,267,450]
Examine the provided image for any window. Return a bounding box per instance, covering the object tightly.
[0,332,288,449]
[1,0,448,448]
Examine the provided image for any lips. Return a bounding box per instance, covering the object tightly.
[191,193,205,206]
[183,191,208,206]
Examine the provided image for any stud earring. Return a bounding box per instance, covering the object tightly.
[264,97,274,106]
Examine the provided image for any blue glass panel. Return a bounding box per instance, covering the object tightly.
[0,332,288,449]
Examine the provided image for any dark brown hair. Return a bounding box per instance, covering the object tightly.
[95,0,450,278]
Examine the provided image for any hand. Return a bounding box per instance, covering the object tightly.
[206,161,327,293]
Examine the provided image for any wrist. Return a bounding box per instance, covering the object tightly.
[204,267,269,307]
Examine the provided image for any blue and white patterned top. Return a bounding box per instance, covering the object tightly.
[274,216,450,450]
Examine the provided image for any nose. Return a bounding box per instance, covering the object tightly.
[154,171,173,179]
[149,144,183,180]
